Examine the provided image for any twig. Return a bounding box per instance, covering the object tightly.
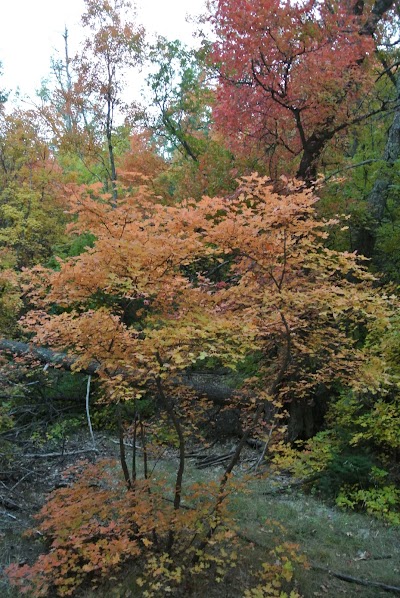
[324,159,380,182]
[150,446,169,475]
[371,555,393,560]
[251,423,276,472]
[9,471,33,492]
[24,449,99,459]
[5,512,17,520]
[110,439,142,450]
[312,564,400,594]
[85,375,96,450]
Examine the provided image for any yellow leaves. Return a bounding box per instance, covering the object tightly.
[281,560,294,582]
[0,267,22,334]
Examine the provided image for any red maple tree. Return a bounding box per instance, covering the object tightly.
[210,0,396,180]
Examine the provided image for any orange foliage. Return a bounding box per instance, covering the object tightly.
[11,174,397,595]
[22,174,390,402]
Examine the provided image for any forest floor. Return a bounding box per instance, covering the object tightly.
[0,431,399,597]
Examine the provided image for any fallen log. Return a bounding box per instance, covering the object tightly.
[0,495,21,510]
[191,450,236,468]
[0,338,237,403]
[0,338,100,376]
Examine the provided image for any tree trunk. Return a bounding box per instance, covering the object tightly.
[296,128,336,183]
[295,0,395,185]
[106,93,118,205]
[356,73,400,257]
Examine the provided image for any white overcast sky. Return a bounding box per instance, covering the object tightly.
[0,0,207,101]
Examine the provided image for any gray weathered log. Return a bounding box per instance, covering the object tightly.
[0,338,100,375]
[24,449,99,459]
[180,371,235,403]
[0,337,237,404]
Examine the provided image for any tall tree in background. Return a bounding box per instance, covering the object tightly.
[0,62,8,109]
[356,70,400,259]
[0,110,68,333]
[210,0,397,182]
[42,27,76,137]
[141,39,250,199]
[143,39,213,162]
[39,0,144,196]
[76,0,144,200]
[0,111,66,270]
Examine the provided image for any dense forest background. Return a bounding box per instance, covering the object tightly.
[0,0,400,596]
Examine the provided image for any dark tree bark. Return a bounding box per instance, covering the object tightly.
[356,73,400,256]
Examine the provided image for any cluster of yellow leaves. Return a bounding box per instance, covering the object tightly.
[244,537,307,598]
[337,484,400,526]
[0,267,21,335]
[0,113,67,270]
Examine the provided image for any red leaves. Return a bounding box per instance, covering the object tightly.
[210,0,387,177]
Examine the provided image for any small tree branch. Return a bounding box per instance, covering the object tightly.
[85,375,96,450]
[117,404,131,490]
[312,564,400,594]
[324,159,380,181]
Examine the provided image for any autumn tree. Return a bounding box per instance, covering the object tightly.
[76,0,144,196]
[0,108,69,335]
[37,27,76,137]
[117,129,169,196]
[0,111,67,270]
[209,0,397,181]
[38,0,144,195]
[7,173,399,594]
[140,38,254,200]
